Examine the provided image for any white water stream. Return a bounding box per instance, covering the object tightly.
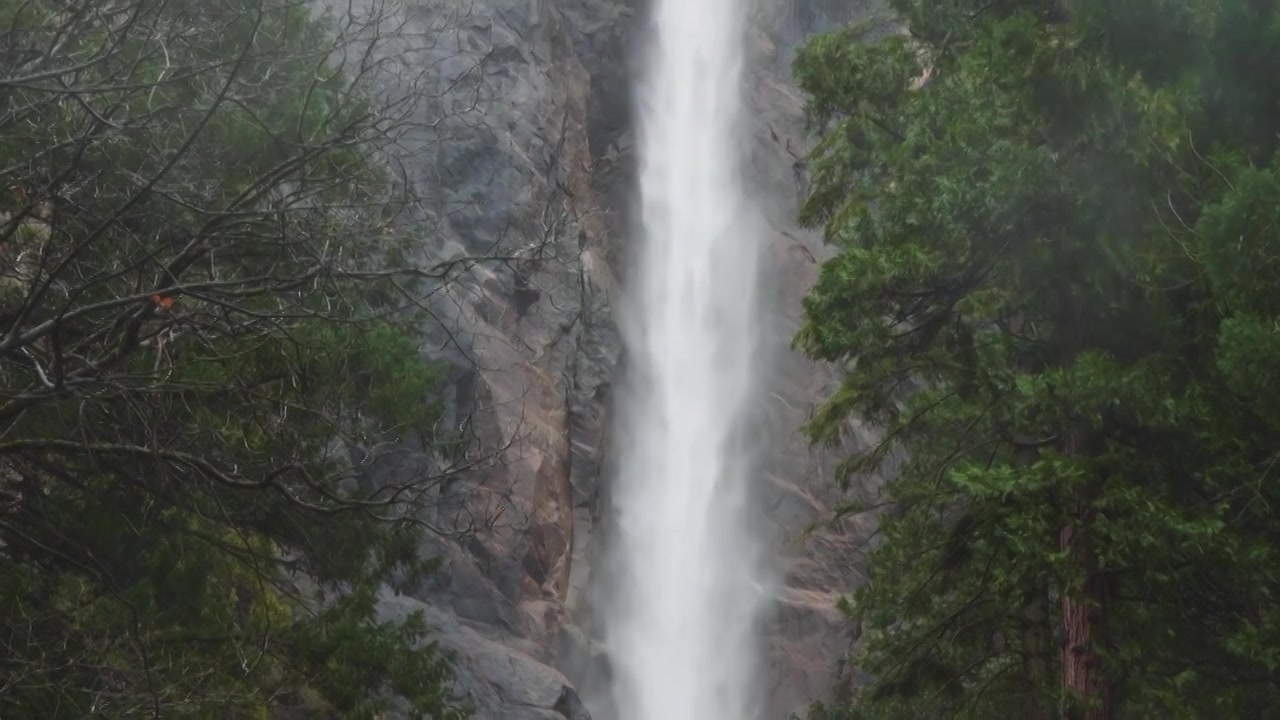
[605,0,767,718]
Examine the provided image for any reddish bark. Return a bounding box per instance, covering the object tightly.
[1059,524,1111,720]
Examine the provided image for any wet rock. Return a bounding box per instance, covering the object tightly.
[351,0,893,717]
[378,591,592,720]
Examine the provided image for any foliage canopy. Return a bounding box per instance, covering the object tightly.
[0,0,472,717]
[795,0,1280,717]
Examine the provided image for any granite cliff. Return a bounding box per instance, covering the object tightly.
[354,1,887,717]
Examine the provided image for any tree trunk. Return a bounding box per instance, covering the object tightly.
[1059,521,1111,720]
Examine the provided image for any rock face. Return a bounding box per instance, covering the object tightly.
[379,592,592,720]
[363,0,888,717]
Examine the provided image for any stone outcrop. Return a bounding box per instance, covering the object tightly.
[379,592,592,720]
[360,0,889,717]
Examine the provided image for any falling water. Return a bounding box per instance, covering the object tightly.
[605,0,766,718]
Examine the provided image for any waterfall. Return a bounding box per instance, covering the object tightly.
[604,0,768,717]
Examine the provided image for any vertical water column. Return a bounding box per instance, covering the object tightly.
[606,0,767,718]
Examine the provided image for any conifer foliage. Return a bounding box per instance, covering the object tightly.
[795,0,1280,717]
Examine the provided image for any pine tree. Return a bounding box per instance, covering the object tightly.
[795,0,1280,717]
